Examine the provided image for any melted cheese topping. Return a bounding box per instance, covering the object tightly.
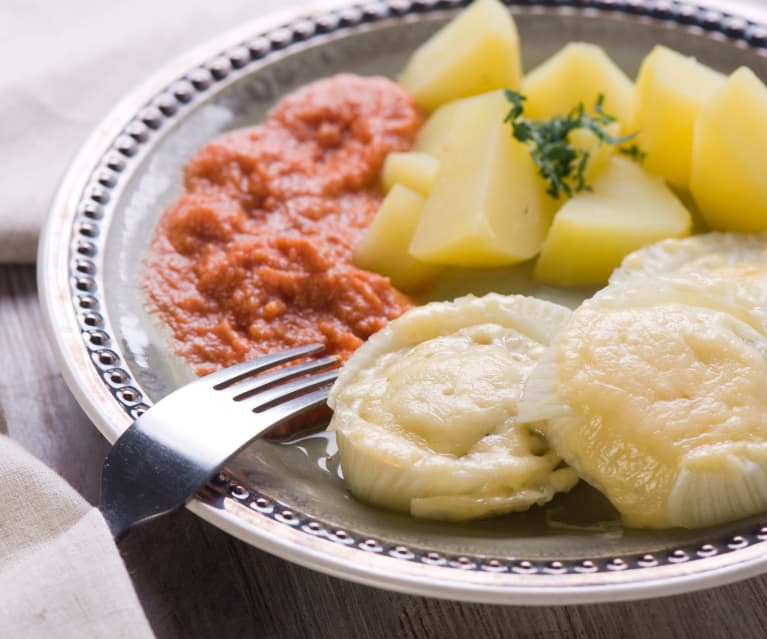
[611,231,767,287]
[554,303,767,528]
[521,232,767,529]
[609,232,767,332]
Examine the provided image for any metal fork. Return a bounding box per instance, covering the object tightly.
[99,343,339,539]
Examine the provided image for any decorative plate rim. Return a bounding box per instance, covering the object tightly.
[38,0,767,604]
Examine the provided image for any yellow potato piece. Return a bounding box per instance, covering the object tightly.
[632,45,725,189]
[353,184,440,292]
[690,67,767,231]
[522,43,634,128]
[398,0,522,112]
[568,121,620,186]
[413,101,459,156]
[409,90,554,267]
[534,157,692,287]
[380,152,439,196]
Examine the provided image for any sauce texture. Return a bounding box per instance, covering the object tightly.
[144,75,422,374]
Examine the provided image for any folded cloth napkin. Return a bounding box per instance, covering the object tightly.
[0,435,154,638]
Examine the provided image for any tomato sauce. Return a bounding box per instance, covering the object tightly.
[143,75,423,374]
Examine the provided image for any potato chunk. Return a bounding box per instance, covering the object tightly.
[353,184,440,292]
[568,122,621,187]
[522,43,634,127]
[413,101,459,156]
[398,0,522,112]
[409,91,554,267]
[690,67,767,231]
[534,157,692,286]
[381,152,439,196]
[632,45,725,189]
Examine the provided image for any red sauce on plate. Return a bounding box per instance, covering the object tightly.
[143,75,422,374]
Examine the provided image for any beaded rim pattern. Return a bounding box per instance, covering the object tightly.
[209,473,767,575]
[52,0,767,584]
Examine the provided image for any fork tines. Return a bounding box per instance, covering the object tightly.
[210,343,340,411]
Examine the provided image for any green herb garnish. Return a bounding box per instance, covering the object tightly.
[619,143,647,163]
[503,89,644,199]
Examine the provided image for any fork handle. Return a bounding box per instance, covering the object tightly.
[100,384,330,539]
[100,425,205,539]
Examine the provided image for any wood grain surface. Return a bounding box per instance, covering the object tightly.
[2,263,767,639]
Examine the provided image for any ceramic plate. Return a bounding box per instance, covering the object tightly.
[39,0,767,604]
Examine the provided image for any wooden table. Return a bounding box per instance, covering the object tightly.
[3,263,767,639]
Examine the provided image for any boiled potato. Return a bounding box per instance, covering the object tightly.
[534,156,692,286]
[409,91,555,267]
[398,0,522,112]
[568,121,621,187]
[381,152,439,196]
[632,45,725,189]
[690,67,767,231]
[522,43,634,127]
[353,184,440,292]
[413,101,459,156]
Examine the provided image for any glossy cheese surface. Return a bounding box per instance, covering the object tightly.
[522,233,767,528]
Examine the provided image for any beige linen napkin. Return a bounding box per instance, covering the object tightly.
[0,435,154,638]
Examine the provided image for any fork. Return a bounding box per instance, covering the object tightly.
[99,343,339,539]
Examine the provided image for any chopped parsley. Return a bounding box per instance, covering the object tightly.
[503,89,644,199]
[619,143,648,163]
